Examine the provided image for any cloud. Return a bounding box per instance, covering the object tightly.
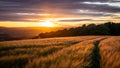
[58,19,93,22]
[82,1,120,7]
[0,0,120,22]
[58,18,111,23]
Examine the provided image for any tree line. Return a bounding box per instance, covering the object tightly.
[39,22,120,38]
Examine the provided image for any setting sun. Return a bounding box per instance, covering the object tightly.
[39,20,55,27]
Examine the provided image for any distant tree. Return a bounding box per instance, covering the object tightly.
[38,22,120,38]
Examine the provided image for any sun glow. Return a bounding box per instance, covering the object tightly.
[39,20,55,27]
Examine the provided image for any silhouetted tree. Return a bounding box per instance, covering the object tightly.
[38,22,120,38]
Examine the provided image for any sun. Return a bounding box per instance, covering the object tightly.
[39,20,55,27]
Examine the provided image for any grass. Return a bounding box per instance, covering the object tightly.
[0,36,120,68]
[99,37,120,68]
[25,42,94,68]
[0,55,31,68]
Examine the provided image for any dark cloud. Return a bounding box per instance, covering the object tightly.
[0,12,44,22]
[58,19,110,22]
[0,0,119,22]
[58,19,93,22]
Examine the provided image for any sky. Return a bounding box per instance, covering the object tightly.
[0,0,120,27]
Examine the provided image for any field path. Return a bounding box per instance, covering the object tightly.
[91,37,108,68]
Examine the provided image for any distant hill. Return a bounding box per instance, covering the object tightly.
[0,27,62,41]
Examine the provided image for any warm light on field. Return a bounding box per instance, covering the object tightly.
[39,20,55,27]
[0,36,120,68]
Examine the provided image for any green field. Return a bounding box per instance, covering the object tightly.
[0,36,120,68]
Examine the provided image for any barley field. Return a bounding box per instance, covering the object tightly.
[0,36,120,68]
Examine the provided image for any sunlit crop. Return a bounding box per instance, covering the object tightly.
[0,36,120,68]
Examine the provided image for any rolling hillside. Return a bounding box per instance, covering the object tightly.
[0,36,120,68]
[0,27,63,38]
